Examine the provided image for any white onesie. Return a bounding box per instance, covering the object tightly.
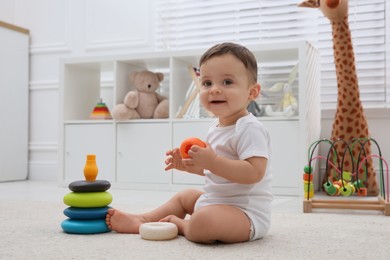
[194,113,273,241]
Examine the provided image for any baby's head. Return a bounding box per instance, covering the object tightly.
[199,42,258,85]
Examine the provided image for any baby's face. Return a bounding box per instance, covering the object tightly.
[199,54,258,126]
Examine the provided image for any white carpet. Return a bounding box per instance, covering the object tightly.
[1,200,390,260]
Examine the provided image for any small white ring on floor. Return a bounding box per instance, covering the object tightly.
[139,222,178,241]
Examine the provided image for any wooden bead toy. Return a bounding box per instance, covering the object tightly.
[340,185,353,196]
[303,181,314,192]
[333,180,347,187]
[323,182,338,196]
[356,187,368,196]
[342,171,352,181]
[303,173,313,181]
[304,190,314,198]
[303,165,313,174]
[353,180,365,189]
[348,183,356,194]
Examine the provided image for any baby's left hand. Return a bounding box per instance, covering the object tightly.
[183,143,217,170]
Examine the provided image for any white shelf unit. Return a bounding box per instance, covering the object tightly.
[59,41,321,195]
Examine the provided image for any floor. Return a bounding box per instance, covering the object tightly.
[0,180,303,213]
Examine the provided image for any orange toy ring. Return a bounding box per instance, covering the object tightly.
[180,137,206,158]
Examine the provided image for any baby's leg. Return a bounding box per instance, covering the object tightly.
[106,188,203,233]
[172,204,251,244]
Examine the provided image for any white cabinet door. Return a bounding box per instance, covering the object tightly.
[117,122,171,184]
[64,124,115,182]
[262,120,300,195]
[172,120,212,185]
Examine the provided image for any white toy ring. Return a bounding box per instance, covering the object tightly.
[139,222,178,241]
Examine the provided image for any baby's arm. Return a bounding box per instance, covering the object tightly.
[164,148,205,176]
[210,156,266,184]
[185,143,266,184]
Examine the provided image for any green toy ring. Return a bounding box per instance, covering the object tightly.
[63,191,112,208]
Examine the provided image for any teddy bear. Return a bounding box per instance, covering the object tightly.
[111,70,169,120]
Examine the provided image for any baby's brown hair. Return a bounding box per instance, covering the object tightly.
[199,42,258,84]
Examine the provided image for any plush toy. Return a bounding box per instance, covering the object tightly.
[265,83,298,117]
[264,63,298,117]
[112,70,169,120]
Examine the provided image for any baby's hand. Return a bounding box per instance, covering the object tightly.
[184,143,217,170]
[164,148,186,171]
[165,147,205,176]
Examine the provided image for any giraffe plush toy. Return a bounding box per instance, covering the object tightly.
[299,0,378,195]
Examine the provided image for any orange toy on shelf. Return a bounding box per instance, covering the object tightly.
[180,137,206,159]
[83,154,98,182]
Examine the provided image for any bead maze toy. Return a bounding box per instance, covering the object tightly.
[61,154,113,234]
[303,138,390,216]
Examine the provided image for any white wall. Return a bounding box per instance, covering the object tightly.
[0,0,155,180]
[1,0,389,181]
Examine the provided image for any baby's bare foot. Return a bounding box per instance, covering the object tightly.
[159,215,187,235]
[106,208,146,233]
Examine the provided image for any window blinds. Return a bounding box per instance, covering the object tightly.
[155,0,388,109]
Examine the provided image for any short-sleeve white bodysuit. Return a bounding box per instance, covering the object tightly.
[194,113,273,241]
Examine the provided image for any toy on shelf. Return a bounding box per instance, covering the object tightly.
[302,138,390,216]
[264,63,298,118]
[180,137,206,159]
[176,66,201,119]
[247,100,264,117]
[89,99,112,120]
[111,70,169,120]
[61,154,113,234]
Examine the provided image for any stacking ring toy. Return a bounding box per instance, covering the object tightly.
[63,206,110,220]
[139,222,178,241]
[69,180,111,192]
[63,191,112,208]
[61,219,110,234]
[180,137,206,158]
